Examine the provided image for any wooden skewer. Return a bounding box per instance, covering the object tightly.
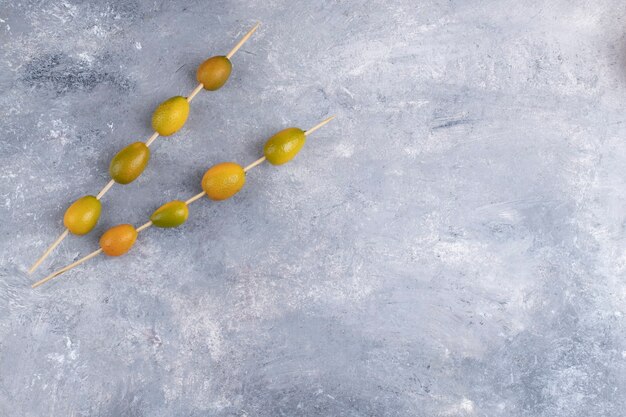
[304,115,336,136]
[28,229,69,274]
[244,156,266,172]
[144,132,160,147]
[28,23,261,274]
[185,191,206,205]
[96,179,116,199]
[31,249,103,289]
[227,22,261,59]
[32,116,334,287]
[187,84,204,103]
[136,221,153,232]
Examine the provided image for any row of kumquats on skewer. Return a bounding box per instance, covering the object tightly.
[32,116,335,288]
[29,23,261,274]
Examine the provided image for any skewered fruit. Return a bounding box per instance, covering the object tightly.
[150,200,189,228]
[28,22,262,278]
[263,127,306,165]
[100,224,138,256]
[201,162,246,200]
[151,96,190,136]
[197,56,232,90]
[63,195,102,235]
[109,142,150,184]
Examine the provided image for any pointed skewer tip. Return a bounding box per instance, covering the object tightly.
[31,248,103,289]
[226,22,262,59]
[28,229,70,274]
[304,115,337,136]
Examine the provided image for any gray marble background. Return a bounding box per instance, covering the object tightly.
[1,0,625,416]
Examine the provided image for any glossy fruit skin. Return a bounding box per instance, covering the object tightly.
[99,224,138,256]
[109,142,150,184]
[63,195,102,235]
[196,56,232,91]
[201,162,246,201]
[263,127,306,165]
[150,200,189,228]
[151,96,190,136]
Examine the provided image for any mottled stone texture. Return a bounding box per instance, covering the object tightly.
[1,0,625,416]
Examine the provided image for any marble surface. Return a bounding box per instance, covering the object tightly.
[1,0,625,415]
